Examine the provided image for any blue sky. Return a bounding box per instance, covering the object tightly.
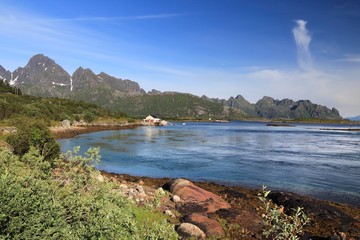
[0,0,360,116]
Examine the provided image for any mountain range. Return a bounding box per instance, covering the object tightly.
[346,116,360,121]
[0,54,343,120]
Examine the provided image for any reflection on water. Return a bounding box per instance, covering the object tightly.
[58,121,360,206]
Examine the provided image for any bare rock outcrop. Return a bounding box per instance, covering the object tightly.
[169,178,231,214]
[176,222,206,239]
[183,213,225,237]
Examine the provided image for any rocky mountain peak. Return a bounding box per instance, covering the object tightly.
[8,54,71,98]
[235,95,246,101]
[27,54,55,67]
[0,65,11,82]
[72,67,95,78]
[257,96,275,104]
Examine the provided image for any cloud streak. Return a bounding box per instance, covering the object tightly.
[339,54,360,63]
[50,13,187,23]
[292,19,313,71]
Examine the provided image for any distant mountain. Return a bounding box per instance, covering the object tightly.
[347,116,360,121]
[254,96,340,119]
[11,54,71,98]
[0,54,343,120]
[70,67,144,106]
[0,65,12,82]
[226,95,257,116]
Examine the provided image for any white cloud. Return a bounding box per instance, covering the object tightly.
[292,20,313,71]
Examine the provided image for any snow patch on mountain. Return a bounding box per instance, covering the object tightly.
[9,73,18,86]
[52,82,68,87]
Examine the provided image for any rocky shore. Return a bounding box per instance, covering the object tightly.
[52,124,360,239]
[101,172,360,240]
[50,122,141,139]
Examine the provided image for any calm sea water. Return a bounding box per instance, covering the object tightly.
[58,121,360,206]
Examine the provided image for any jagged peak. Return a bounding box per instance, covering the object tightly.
[28,54,55,65]
[235,94,246,100]
[261,96,275,101]
[75,66,84,72]
[98,71,110,77]
[73,67,95,76]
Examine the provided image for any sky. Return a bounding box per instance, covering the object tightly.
[0,0,360,117]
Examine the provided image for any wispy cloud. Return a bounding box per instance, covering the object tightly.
[292,19,313,71]
[0,4,186,73]
[51,13,187,22]
[339,54,360,63]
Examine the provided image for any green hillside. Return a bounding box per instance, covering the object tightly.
[0,82,126,125]
[113,93,246,119]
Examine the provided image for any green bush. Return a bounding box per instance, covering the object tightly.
[6,119,60,161]
[84,111,96,123]
[0,147,178,239]
[258,186,310,240]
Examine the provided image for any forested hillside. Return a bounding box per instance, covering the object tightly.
[0,81,126,125]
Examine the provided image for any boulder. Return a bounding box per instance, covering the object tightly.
[177,223,206,239]
[183,213,225,237]
[172,195,181,203]
[164,209,176,218]
[61,119,71,128]
[96,174,104,182]
[169,178,231,213]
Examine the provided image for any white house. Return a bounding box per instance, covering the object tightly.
[141,115,168,126]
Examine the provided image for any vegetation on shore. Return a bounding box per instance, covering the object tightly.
[0,81,128,126]
[0,121,177,239]
[258,186,310,240]
[0,93,127,125]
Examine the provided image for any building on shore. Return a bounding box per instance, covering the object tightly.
[141,115,168,126]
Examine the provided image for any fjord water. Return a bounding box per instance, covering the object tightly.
[58,122,360,206]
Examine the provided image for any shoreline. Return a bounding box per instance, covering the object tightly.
[101,170,360,207]
[102,171,360,239]
[51,123,141,139]
[54,124,360,238]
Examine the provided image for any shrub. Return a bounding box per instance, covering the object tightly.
[258,186,310,240]
[84,111,96,123]
[0,147,178,239]
[6,119,60,161]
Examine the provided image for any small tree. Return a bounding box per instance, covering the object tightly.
[84,111,96,123]
[6,119,60,161]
